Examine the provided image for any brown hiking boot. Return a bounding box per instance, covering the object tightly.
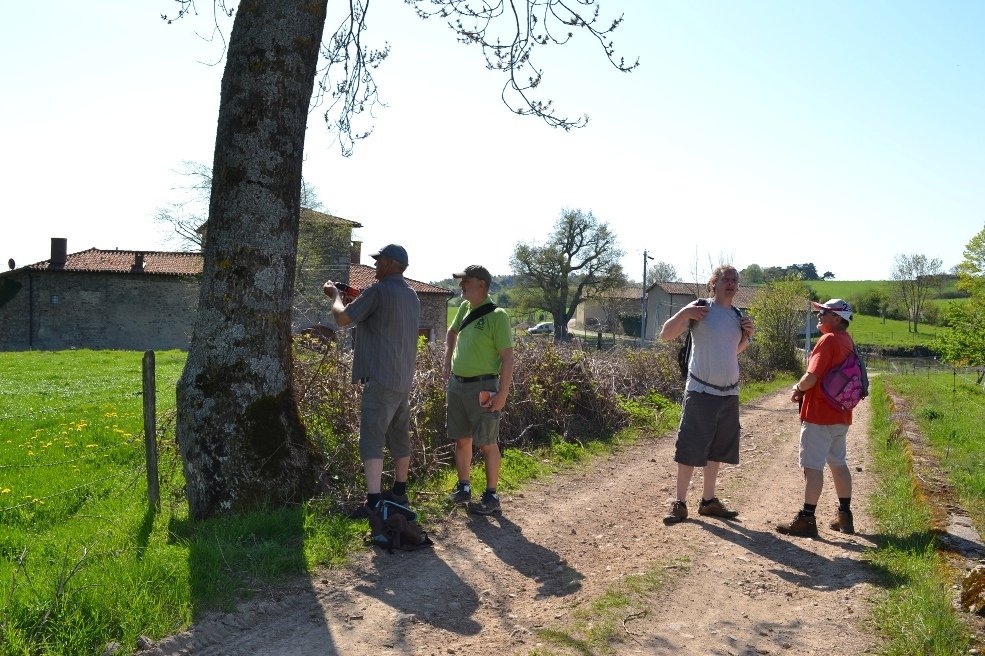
[697,497,739,519]
[829,510,855,534]
[663,500,688,525]
[776,511,818,538]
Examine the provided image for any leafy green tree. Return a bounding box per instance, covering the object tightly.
[171,1,638,519]
[740,264,765,284]
[511,209,626,340]
[935,225,985,372]
[747,276,810,374]
[647,261,679,283]
[957,224,985,298]
[891,253,944,334]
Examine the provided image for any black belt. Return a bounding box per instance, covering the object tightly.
[688,372,738,392]
[453,374,498,383]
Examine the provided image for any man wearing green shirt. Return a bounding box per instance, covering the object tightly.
[444,265,514,515]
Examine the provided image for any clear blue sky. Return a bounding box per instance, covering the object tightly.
[2,1,983,286]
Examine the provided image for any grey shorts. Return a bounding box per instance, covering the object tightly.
[674,391,741,466]
[359,380,411,461]
[799,421,849,470]
[446,376,501,447]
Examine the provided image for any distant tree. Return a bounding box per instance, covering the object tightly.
[822,271,835,280]
[511,209,626,340]
[891,253,944,333]
[740,264,765,284]
[763,266,786,282]
[647,261,679,283]
[748,275,810,374]
[849,287,891,321]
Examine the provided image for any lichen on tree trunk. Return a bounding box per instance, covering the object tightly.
[176,0,329,519]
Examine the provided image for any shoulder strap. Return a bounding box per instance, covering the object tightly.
[459,302,498,331]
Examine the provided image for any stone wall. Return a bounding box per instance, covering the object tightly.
[0,271,199,351]
[418,294,449,342]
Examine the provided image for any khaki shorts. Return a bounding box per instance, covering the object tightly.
[799,421,849,470]
[446,377,501,447]
[359,380,411,461]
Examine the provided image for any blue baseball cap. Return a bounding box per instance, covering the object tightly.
[370,244,408,267]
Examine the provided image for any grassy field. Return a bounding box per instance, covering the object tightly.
[864,373,985,654]
[0,351,193,654]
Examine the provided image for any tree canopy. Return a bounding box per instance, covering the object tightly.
[510,209,625,340]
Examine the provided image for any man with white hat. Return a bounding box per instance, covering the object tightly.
[777,299,858,538]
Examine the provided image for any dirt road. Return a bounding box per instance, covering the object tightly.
[142,389,884,656]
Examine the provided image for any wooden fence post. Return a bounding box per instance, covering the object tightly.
[143,350,160,510]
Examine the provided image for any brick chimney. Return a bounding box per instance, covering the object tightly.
[350,241,362,264]
[50,238,67,267]
[132,252,145,273]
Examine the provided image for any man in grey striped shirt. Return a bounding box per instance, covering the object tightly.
[323,244,421,515]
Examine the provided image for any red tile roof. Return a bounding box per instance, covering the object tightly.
[22,248,203,276]
[349,264,454,296]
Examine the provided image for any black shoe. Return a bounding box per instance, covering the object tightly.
[448,484,472,505]
[468,491,501,515]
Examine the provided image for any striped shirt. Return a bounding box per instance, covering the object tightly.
[343,274,421,393]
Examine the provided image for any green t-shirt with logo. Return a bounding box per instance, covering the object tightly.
[450,299,514,377]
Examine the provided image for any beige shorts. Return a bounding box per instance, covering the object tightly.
[799,421,849,470]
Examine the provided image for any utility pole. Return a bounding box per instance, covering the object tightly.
[640,250,654,347]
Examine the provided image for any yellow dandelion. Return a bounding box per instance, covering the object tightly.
[86,444,98,448]
[1,488,11,494]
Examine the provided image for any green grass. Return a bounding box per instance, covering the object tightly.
[864,376,976,655]
[849,314,943,349]
[809,278,963,302]
[0,350,365,656]
[881,369,985,528]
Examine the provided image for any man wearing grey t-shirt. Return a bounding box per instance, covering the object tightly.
[323,244,421,516]
[658,264,755,525]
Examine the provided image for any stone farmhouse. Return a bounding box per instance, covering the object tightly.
[0,211,454,351]
[575,282,760,341]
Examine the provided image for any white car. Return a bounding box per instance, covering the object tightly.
[527,322,554,335]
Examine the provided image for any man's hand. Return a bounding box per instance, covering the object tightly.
[483,392,507,413]
[322,281,338,299]
[686,301,710,322]
[740,315,756,341]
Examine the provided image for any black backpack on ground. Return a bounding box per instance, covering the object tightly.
[367,499,434,554]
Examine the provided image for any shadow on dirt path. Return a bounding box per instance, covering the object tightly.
[142,389,888,656]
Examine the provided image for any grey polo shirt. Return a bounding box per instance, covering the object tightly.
[343,273,421,393]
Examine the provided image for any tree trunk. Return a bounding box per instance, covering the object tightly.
[176,0,328,519]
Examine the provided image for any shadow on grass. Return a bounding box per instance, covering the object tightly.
[164,508,343,653]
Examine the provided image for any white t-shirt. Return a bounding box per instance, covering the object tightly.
[686,300,743,396]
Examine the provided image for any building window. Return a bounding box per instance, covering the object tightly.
[50,295,60,305]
